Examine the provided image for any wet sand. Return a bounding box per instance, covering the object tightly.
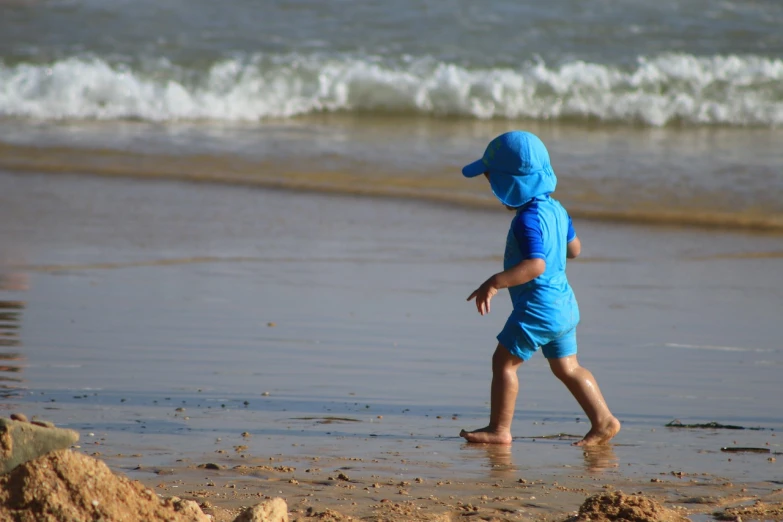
[124,447,782,521]
[1,170,782,520]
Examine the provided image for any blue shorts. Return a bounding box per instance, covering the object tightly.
[497,316,578,361]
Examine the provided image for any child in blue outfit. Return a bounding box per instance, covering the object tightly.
[459,131,620,446]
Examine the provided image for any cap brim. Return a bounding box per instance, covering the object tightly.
[462,159,486,178]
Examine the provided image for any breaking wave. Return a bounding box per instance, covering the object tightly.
[2,52,782,126]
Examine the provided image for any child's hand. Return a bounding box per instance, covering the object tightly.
[467,278,498,316]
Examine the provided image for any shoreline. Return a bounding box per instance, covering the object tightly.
[2,137,783,233]
[120,443,781,521]
[3,406,782,521]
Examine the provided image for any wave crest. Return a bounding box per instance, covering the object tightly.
[1,53,782,126]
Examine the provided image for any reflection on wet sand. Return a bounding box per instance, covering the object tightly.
[0,272,27,400]
[484,444,516,479]
[460,443,516,479]
[462,442,618,478]
[581,445,619,473]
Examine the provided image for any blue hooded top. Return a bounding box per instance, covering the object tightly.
[463,131,580,347]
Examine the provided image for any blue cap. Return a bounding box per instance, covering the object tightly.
[462,131,557,208]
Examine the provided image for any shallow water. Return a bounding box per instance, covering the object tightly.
[1,171,781,484]
[3,117,783,231]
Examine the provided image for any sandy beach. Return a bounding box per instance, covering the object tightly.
[3,0,783,518]
[1,169,781,520]
[124,444,782,521]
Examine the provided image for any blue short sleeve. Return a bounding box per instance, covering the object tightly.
[511,205,545,260]
[567,215,576,243]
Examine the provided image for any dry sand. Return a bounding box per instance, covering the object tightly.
[0,450,209,522]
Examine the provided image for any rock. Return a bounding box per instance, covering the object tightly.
[0,418,79,475]
[233,498,289,522]
[9,414,27,423]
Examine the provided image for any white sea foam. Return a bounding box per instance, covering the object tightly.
[1,53,782,126]
[663,343,774,353]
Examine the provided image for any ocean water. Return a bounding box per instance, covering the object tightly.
[1,0,782,231]
[2,0,783,125]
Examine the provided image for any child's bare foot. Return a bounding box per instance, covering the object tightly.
[572,416,621,447]
[459,427,512,444]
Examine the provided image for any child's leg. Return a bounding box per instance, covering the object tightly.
[548,355,620,446]
[460,343,523,444]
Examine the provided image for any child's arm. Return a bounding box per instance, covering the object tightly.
[567,236,581,259]
[467,258,546,316]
